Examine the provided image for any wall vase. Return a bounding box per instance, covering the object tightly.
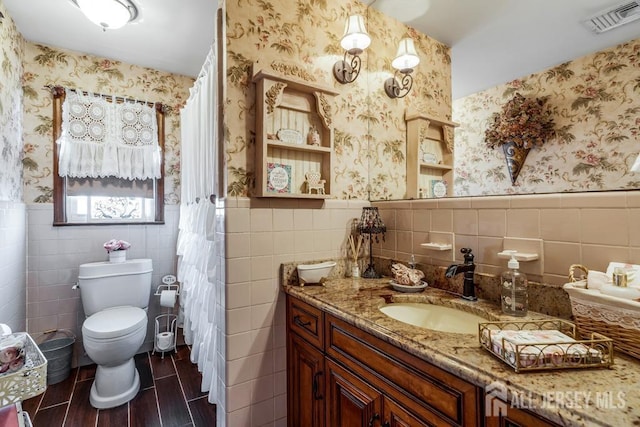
[108,250,127,263]
[502,141,530,185]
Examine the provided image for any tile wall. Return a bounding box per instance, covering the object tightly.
[223,197,368,426]
[26,204,181,366]
[0,202,27,332]
[221,190,640,425]
[373,191,640,288]
[214,198,228,427]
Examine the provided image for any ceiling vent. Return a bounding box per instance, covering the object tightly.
[584,0,640,33]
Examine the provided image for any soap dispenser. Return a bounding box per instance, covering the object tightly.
[501,251,528,316]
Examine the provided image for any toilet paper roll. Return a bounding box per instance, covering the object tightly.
[160,290,177,308]
[156,332,174,351]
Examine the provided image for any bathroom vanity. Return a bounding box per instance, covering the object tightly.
[284,278,640,426]
[288,296,481,426]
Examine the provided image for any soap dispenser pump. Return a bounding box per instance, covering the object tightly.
[501,251,528,316]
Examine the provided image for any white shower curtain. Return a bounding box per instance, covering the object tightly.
[176,41,220,405]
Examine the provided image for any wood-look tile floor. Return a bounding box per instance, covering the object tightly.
[22,345,216,427]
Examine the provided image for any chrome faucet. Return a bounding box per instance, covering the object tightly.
[445,247,478,301]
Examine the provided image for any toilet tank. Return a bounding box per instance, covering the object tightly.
[78,259,153,317]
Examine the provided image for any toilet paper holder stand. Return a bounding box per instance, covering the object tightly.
[154,274,180,297]
[154,283,180,297]
[153,314,178,358]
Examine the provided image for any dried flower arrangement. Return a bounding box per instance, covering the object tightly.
[485,93,556,150]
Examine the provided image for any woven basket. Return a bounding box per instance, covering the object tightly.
[564,264,640,360]
[0,333,48,406]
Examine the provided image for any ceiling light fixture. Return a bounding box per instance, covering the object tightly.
[384,37,420,99]
[333,15,371,84]
[73,0,138,30]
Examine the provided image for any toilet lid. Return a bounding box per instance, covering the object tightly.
[83,306,146,339]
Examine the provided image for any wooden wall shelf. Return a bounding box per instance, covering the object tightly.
[252,64,338,198]
[405,109,459,199]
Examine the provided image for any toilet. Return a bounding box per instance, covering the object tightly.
[78,258,152,409]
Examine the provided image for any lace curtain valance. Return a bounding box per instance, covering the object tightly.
[56,88,161,180]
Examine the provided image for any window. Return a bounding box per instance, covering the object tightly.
[51,86,165,225]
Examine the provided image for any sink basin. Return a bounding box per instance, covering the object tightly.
[379,303,487,334]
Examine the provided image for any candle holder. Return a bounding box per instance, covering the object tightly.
[357,207,386,278]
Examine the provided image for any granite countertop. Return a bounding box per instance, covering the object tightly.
[283,277,640,427]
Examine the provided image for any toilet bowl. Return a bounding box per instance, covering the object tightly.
[78,259,152,409]
[82,306,147,408]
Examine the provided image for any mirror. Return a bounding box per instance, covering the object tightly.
[366,1,640,200]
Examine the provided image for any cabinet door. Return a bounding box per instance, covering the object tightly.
[288,333,325,427]
[485,402,559,427]
[326,314,480,426]
[326,359,382,427]
[383,396,434,427]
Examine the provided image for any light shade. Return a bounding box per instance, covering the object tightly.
[340,15,371,54]
[75,0,138,30]
[358,207,386,235]
[391,38,420,71]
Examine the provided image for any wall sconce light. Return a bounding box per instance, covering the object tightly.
[333,15,371,84]
[384,38,420,98]
[72,0,138,30]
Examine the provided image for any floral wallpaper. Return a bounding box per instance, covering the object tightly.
[0,1,25,202]
[21,43,194,204]
[225,0,451,200]
[453,38,640,196]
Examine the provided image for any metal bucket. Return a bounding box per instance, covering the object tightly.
[37,329,76,385]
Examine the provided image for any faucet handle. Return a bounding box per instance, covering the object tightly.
[460,247,474,263]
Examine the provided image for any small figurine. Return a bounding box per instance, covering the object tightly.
[305,171,325,194]
[307,125,320,146]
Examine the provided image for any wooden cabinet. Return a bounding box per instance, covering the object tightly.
[325,313,480,427]
[287,297,325,427]
[289,333,325,427]
[485,399,560,427]
[405,109,458,199]
[252,64,338,198]
[287,296,324,349]
[326,358,382,427]
[384,397,433,427]
[287,294,563,427]
[286,295,480,427]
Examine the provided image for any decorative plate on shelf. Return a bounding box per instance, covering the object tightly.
[431,180,447,198]
[267,163,291,193]
[422,152,438,164]
[277,129,303,145]
[389,280,428,293]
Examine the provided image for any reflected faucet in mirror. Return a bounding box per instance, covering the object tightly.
[445,247,478,301]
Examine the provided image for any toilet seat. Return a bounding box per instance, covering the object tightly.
[83,306,146,339]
